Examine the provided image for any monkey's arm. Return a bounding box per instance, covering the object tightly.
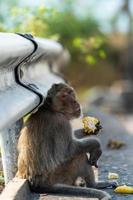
[53,117,101,168]
[74,129,86,139]
[72,132,101,155]
[71,134,102,168]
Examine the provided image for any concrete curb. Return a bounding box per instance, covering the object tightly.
[0,178,32,200]
[0,178,98,200]
[0,178,99,200]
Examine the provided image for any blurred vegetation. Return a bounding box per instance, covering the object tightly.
[0,1,121,91]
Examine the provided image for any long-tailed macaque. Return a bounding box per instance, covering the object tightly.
[16,83,117,200]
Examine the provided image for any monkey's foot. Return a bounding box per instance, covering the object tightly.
[109,180,119,188]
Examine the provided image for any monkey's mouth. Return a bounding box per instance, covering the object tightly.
[67,108,81,116]
[74,108,81,116]
[76,108,81,113]
[64,107,81,119]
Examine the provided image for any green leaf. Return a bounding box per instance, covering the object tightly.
[86,55,96,65]
[99,49,106,59]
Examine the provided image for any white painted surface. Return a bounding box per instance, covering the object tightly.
[0,32,67,183]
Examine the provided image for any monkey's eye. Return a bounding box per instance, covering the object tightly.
[68,90,72,94]
[67,90,74,96]
[61,93,67,100]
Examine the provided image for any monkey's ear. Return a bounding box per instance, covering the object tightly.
[47,84,59,97]
[53,83,59,87]
[51,84,59,91]
[43,96,52,108]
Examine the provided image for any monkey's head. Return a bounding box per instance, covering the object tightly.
[44,83,81,119]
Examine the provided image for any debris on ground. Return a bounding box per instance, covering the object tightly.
[107,139,126,149]
[108,172,119,180]
[115,185,133,194]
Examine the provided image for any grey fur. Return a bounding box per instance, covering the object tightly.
[17,83,114,200]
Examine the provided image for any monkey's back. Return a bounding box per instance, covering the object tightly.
[16,108,73,186]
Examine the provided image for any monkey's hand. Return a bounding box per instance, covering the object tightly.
[82,116,102,136]
[88,147,102,168]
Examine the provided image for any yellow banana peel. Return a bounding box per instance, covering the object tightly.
[115,185,133,194]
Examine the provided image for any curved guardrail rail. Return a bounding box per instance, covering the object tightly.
[0,32,69,183]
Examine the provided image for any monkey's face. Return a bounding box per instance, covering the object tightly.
[52,84,81,119]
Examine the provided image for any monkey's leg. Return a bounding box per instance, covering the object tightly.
[95,181,118,189]
[31,183,111,200]
[85,164,118,189]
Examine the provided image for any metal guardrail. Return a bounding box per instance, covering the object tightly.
[0,32,69,183]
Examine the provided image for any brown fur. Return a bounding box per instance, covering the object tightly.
[16,83,116,199]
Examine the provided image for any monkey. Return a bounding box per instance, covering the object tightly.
[16,83,117,200]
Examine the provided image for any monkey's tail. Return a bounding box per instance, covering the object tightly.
[31,184,111,200]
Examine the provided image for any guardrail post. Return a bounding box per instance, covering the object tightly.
[0,120,23,184]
